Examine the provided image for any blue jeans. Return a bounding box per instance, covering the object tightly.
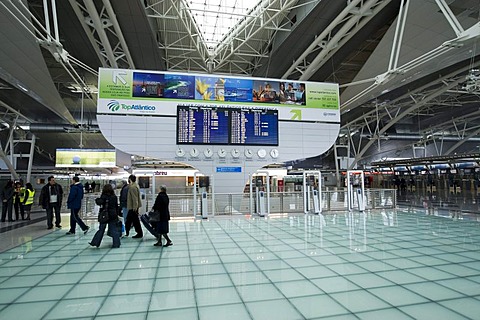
[69,207,88,233]
[90,220,121,248]
[122,207,128,233]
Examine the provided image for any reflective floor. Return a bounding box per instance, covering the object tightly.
[1,208,480,319]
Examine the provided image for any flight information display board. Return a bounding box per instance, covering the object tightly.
[177,106,229,144]
[230,109,278,145]
[177,106,278,146]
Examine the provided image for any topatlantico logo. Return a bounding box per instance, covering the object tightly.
[107,100,121,111]
[107,100,156,112]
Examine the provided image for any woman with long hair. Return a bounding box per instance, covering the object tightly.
[152,185,172,247]
[89,184,121,248]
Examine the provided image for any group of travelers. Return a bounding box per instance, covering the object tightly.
[1,180,35,222]
[89,174,172,248]
[1,174,172,249]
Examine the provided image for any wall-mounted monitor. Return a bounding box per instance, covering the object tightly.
[176,105,278,146]
[55,149,116,168]
[177,106,229,144]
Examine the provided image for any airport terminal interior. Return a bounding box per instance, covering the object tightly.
[1,0,480,319]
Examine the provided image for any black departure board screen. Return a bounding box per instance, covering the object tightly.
[177,106,278,146]
[177,106,229,144]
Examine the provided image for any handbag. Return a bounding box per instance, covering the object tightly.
[97,199,110,223]
[107,220,122,237]
[148,210,161,222]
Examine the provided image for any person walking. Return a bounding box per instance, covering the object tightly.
[66,176,89,235]
[1,180,14,222]
[152,185,173,247]
[89,184,121,248]
[23,183,35,220]
[119,180,129,236]
[125,174,143,238]
[39,176,64,229]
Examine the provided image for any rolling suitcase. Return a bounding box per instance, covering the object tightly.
[140,213,159,238]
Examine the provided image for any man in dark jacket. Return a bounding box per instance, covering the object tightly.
[39,176,64,229]
[1,180,14,222]
[66,176,89,235]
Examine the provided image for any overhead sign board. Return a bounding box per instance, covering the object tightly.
[98,68,340,123]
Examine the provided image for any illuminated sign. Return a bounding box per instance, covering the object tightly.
[55,149,116,168]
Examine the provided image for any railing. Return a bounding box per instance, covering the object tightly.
[34,188,396,220]
[159,189,396,218]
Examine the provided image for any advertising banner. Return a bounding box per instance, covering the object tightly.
[98,68,340,123]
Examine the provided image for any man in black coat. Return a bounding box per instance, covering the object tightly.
[39,176,64,229]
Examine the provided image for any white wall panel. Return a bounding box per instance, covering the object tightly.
[98,114,339,193]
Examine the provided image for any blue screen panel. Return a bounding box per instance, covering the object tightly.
[164,74,195,99]
[177,106,229,144]
[132,72,165,97]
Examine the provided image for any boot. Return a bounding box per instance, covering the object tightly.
[153,237,162,246]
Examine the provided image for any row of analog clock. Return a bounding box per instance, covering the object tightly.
[176,148,279,159]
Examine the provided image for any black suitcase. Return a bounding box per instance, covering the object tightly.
[140,213,159,238]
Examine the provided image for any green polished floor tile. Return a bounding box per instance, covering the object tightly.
[38,272,85,286]
[296,265,337,279]
[97,312,147,320]
[149,290,196,311]
[264,268,305,282]
[156,265,192,278]
[368,286,429,306]
[0,301,57,320]
[311,276,360,294]
[81,270,123,283]
[344,273,395,289]
[223,261,259,274]
[436,278,480,295]
[399,302,467,320]
[16,284,72,302]
[44,297,103,319]
[290,294,350,319]
[275,279,323,298]
[330,289,391,313]
[196,286,241,307]
[110,279,154,295]
[64,282,115,299]
[229,270,270,286]
[237,283,284,302]
[0,274,46,289]
[198,303,251,320]
[0,287,29,304]
[403,282,465,301]
[153,276,193,292]
[193,273,233,289]
[118,267,156,281]
[2,211,480,319]
[0,266,26,277]
[438,297,480,319]
[147,308,197,320]
[97,293,151,316]
[191,263,227,276]
[246,299,304,320]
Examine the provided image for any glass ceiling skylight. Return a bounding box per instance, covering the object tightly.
[186,0,261,49]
